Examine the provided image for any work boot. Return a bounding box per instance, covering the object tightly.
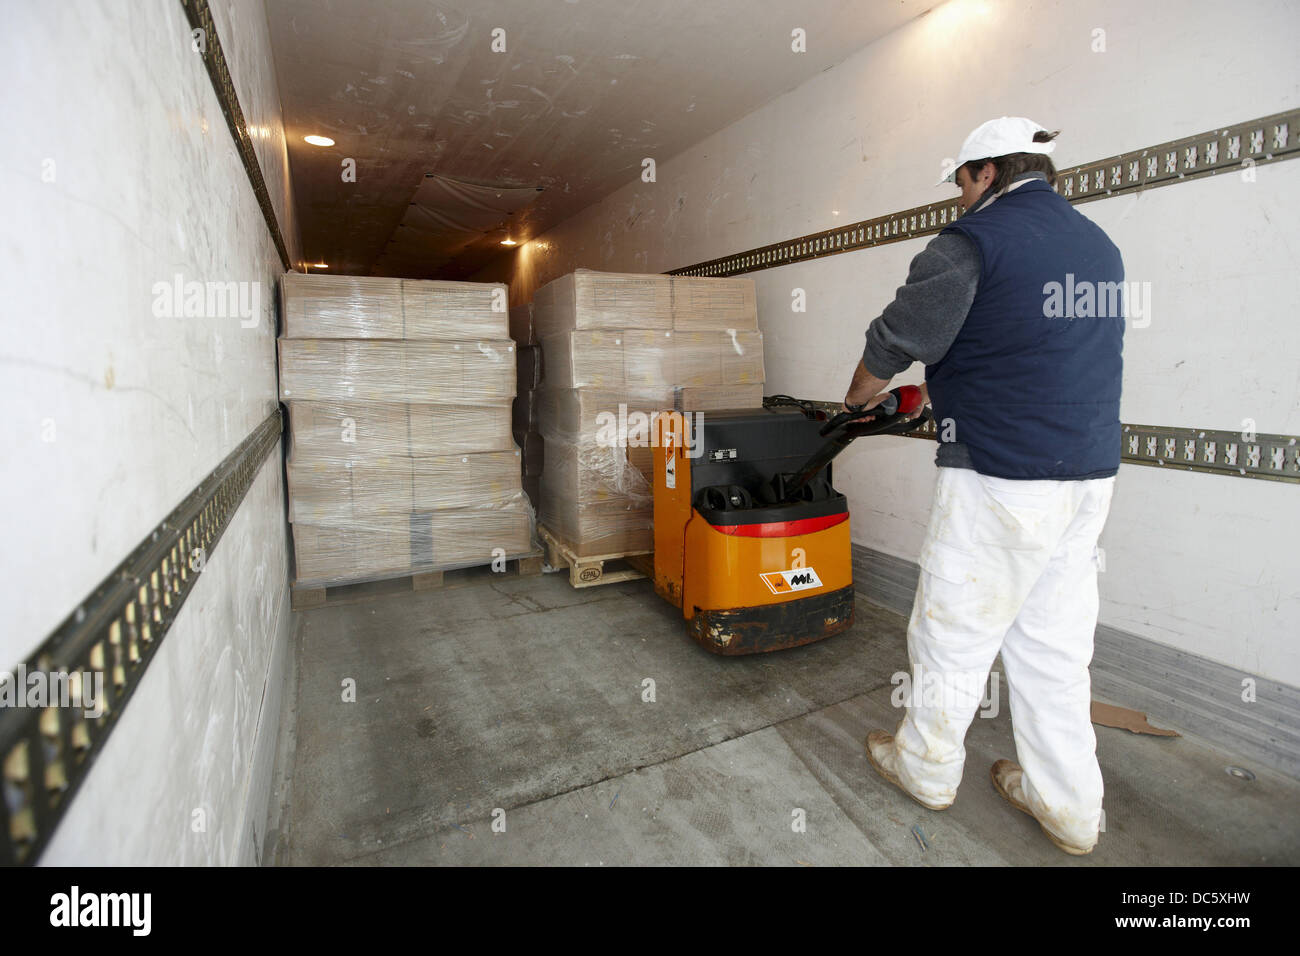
[864,730,951,810]
[990,759,1095,856]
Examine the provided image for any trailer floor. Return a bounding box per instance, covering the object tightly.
[264,567,1300,866]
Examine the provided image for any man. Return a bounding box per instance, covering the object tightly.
[843,117,1124,855]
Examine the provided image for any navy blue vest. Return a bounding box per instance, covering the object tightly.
[929,179,1124,479]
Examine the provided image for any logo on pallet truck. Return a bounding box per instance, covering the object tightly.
[759,568,824,595]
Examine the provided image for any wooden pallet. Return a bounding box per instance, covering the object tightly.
[537,524,653,589]
[291,553,544,611]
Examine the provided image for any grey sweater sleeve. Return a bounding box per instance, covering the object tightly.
[861,231,981,379]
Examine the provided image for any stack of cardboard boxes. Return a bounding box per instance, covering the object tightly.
[277,273,534,588]
[533,269,765,558]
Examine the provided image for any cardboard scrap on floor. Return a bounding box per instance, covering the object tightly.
[1091,701,1181,737]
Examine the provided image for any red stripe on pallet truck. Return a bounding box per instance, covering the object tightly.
[710,512,848,538]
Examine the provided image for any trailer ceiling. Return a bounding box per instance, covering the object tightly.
[265,0,930,279]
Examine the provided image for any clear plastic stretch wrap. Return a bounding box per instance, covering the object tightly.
[534,384,765,482]
[399,279,508,339]
[280,272,508,339]
[539,439,652,559]
[539,329,764,390]
[676,383,766,411]
[286,451,524,523]
[531,269,758,334]
[291,496,536,588]
[669,276,758,331]
[541,435,652,505]
[538,489,653,559]
[288,401,513,457]
[533,269,674,337]
[534,390,659,558]
[535,387,674,446]
[278,338,515,404]
[281,274,402,338]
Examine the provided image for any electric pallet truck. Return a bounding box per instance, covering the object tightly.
[652,385,930,655]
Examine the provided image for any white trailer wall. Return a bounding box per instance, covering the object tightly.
[475,0,1300,689]
[1,0,299,863]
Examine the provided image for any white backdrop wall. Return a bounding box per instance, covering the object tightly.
[475,0,1300,686]
[1,0,299,863]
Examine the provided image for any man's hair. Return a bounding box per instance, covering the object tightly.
[961,130,1060,193]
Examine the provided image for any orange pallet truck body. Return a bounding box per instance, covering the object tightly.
[653,387,929,655]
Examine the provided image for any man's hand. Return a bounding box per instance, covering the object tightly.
[844,359,891,411]
[843,359,891,420]
[844,391,893,421]
[844,389,927,424]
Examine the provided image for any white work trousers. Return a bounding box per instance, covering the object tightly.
[892,465,1115,848]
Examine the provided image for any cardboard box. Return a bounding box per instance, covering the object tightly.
[533,269,673,337]
[288,456,403,523]
[287,452,524,522]
[406,403,514,455]
[719,331,766,385]
[281,274,508,339]
[670,276,758,331]
[539,330,625,389]
[409,453,523,513]
[627,444,654,483]
[280,273,403,339]
[400,279,508,339]
[288,401,513,457]
[539,490,653,558]
[533,385,764,458]
[678,383,765,411]
[278,338,515,404]
[534,387,675,446]
[410,501,535,568]
[292,520,412,584]
[288,401,407,459]
[540,439,651,505]
[292,499,535,586]
[539,330,763,389]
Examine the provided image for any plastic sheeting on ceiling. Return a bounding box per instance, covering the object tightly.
[371,174,542,277]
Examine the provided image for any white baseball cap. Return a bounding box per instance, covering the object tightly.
[937,116,1057,186]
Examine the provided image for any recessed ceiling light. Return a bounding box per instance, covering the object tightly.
[304,135,335,147]
[500,239,518,246]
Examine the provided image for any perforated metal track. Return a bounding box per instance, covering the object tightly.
[669,109,1299,278]
[787,403,1299,483]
